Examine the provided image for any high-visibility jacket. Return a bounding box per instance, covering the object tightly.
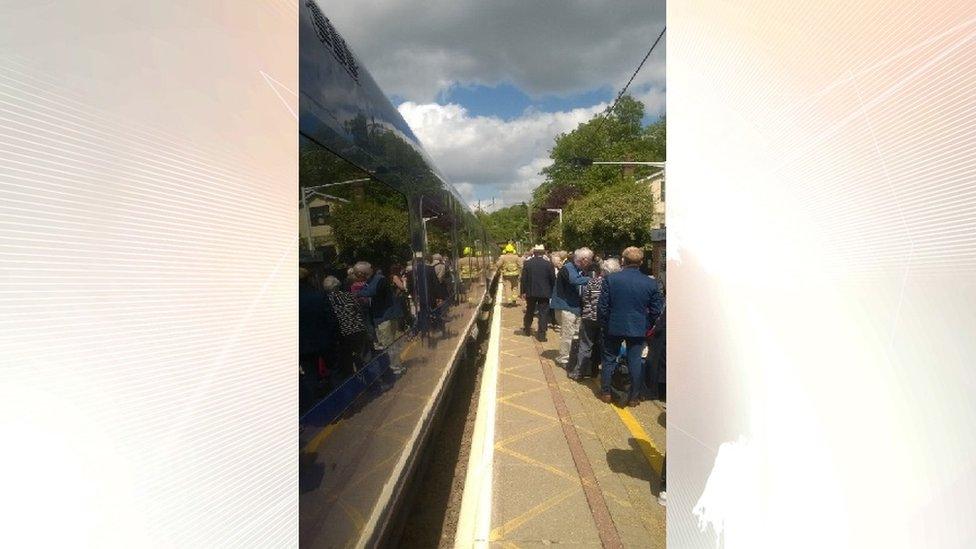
[497,253,522,277]
[458,257,477,279]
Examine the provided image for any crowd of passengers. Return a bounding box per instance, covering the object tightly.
[299,253,466,412]
[496,243,666,407]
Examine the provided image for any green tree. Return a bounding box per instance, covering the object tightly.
[530,95,664,238]
[426,220,454,257]
[330,200,411,269]
[541,97,662,197]
[481,204,531,246]
[562,180,655,255]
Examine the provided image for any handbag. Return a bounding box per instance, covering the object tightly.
[610,361,632,406]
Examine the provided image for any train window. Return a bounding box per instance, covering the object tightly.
[455,216,484,306]
[425,215,454,296]
[299,135,413,414]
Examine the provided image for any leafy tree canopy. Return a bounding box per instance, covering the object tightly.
[330,199,411,270]
[562,180,655,256]
[534,95,664,206]
[524,95,664,243]
[426,221,455,258]
[479,204,531,247]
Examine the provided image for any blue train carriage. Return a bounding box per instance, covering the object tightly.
[298,2,497,546]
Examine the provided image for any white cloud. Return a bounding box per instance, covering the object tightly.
[319,1,667,208]
[398,101,607,209]
[325,0,665,102]
[635,85,667,117]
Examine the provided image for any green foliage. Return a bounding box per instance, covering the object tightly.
[426,221,454,257]
[534,96,665,206]
[328,181,407,209]
[299,135,410,209]
[480,204,531,245]
[526,95,664,241]
[541,222,563,251]
[300,139,365,186]
[330,199,411,269]
[562,181,655,255]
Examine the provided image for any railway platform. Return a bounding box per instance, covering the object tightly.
[457,289,666,548]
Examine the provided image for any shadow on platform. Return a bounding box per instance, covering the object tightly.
[606,438,662,495]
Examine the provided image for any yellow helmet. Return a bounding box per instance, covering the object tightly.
[463,246,473,257]
[503,243,516,254]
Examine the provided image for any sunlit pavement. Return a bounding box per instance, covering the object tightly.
[487,302,665,547]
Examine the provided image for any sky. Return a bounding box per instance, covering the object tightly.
[326,0,666,211]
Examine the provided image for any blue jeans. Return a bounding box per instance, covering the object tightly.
[601,335,646,401]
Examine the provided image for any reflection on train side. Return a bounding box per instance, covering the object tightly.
[299,137,414,413]
[298,141,492,547]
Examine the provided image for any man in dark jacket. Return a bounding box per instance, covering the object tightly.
[597,247,664,406]
[300,267,336,410]
[520,244,556,341]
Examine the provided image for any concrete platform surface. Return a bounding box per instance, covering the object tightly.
[484,302,666,548]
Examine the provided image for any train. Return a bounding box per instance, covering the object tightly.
[298,1,496,546]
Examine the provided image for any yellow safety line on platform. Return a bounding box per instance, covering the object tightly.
[494,445,577,482]
[612,406,664,475]
[489,486,577,541]
[301,339,421,454]
[497,399,559,422]
[499,369,546,385]
[304,422,338,455]
[338,500,366,529]
[495,445,618,503]
[493,423,553,447]
[382,403,427,428]
[345,451,402,490]
[496,384,548,403]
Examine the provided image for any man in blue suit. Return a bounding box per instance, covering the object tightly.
[597,247,664,406]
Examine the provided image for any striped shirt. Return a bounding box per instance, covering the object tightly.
[580,274,604,322]
[327,290,368,336]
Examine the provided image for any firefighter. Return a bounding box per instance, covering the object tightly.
[496,242,522,305]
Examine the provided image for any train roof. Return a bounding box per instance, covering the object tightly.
[299,1,471,219]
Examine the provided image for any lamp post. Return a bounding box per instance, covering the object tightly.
[590,161,665,167]
[423,215,439,252]
[577,159,666,179]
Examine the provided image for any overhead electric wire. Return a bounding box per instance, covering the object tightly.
[589,25,666,143]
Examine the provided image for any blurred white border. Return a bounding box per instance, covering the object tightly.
[0,2,297,546]
[669,2,976,548]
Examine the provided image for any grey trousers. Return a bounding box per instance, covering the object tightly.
[571,318,601,377]
[557,309,581,364]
